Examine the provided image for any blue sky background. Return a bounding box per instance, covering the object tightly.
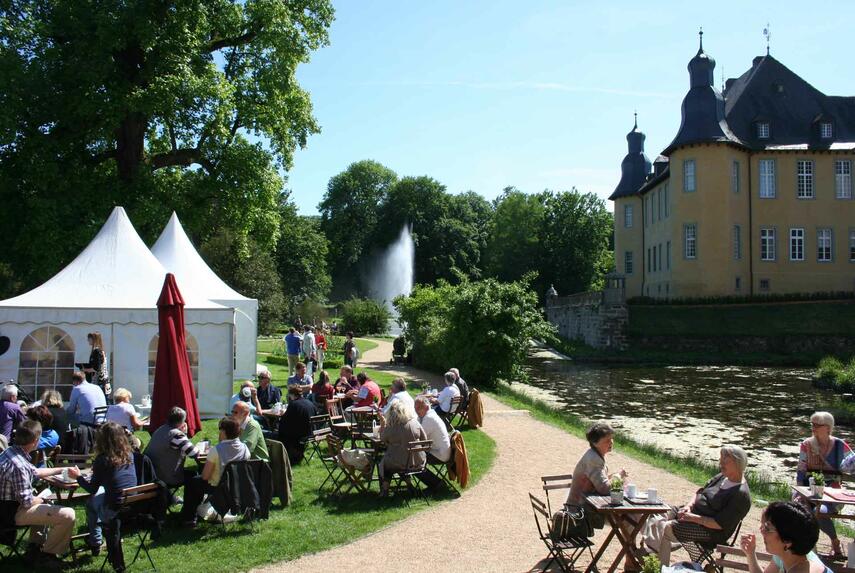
[285,1,855,215]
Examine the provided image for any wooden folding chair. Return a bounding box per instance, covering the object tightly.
[529,492,593,573]
[450,390,472,428]
[387,439,433,506]
[318,435,367,496]
[350,409,378,447]
[100,483,160,572]
[683,520,743,573]
[424,430,461,495]
[540,473,574,514]
[325,398,352,436]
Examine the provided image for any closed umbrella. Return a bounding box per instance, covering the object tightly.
[149,273,201,436]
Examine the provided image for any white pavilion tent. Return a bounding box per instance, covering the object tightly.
[0,207,235,417]
[151,213,258,379]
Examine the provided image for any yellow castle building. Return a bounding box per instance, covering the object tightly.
[611,33,855,299]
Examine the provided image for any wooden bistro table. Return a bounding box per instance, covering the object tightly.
[584,494,670,573]
[792,485,855,521]
[42,468,94,502]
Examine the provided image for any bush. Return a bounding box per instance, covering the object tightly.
[395,277,554,387]
[817,357,844,380]
[340,298,390,335]
[814,356,855,392]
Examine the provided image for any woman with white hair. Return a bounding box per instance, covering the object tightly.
[657,445,752,565]
[377,399,427,497]
[106,388,144,431]
[795,411,851,559]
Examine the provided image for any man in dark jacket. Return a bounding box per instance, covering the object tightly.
[277,386,315,465]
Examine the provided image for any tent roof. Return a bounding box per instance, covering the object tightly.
[0,207,225,310]
[151,213,253,302]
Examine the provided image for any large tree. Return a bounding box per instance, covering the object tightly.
[484,186,545,285]
[0,0,334,296]
[276,199,331,312]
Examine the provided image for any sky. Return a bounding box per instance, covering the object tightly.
[285,0,855,215]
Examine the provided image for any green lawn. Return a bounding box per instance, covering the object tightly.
[20,347,495,573]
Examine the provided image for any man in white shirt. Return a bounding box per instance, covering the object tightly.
[415,396,451,491]
[301,325,317,379]
[66,370,107,425]
[383,378,414,415]
[433,371,460,428]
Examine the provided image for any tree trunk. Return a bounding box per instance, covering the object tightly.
[114,112,147,182]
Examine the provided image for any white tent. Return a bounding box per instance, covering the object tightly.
[0,207,235,418]
[151,213,258,379]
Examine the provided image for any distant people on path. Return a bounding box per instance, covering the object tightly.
[656,445,751,565]
[39,390,67,433]
[0,384,25,441]
[383,378,413,414]
[106,388,144,432]
[277,385,315,465]
[301,325,317,379]
[343,332,357,367]
[256,369,281,411]
[283,327,303,376]
[180,416,250,528]
[231,401,268,462]
[67,370,107,426]
[740,501,832,573]
[229,381,262,416]
[794,411,851,559]
[0,419,79,565]
[144,406,201,489]
[315,328,327,372]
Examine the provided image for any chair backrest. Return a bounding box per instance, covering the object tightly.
[541,473,573,514]
[310,414,330,433]
[93,406,109,425]
[30,450,45,467]
[47,445,61,466]
[117,483,160,509]
[528,493,551,541]
[326,434,344,456]
[405,439,432,471]
[450,396,462,413]
[325,398,344,420]
[714,545,773,572]
[312,427,333,441]
[56,453,94,469]
[352,410,377,435]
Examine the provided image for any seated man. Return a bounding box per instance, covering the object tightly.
[66,370,107,426]
[0,384,25,442]
[0,420,79,566]
[383,378,414,415]
[229,381,262,415]
[287,362,313,395]
[179,416,250,527]
[656,445,751,565]
[433,372,461,426]
[143,406,201,488]
[232,401,269,462]
[450,367,469,408]
[277,386,316,465]
[414,396,451,490]
[255,370,281,411]
[349,372,381,408]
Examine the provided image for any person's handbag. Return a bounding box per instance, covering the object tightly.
[550,504,592,540]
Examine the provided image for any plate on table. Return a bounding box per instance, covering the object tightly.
[626,494,652,505]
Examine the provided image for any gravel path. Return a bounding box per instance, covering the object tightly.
[256,339,770,572]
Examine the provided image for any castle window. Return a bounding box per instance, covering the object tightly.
[735,277,741,291]
[757,122,770,139]
[624,251,633,274]
[849,230,855,262]
[760,227,776,261]
[789,228,804,261]
[647,248,651,272]
[817,228,833,262]
[759,159,776,198]
[664,184,670,217]
[733,225,742,260]
[759,279,770,291]
[836,160,852,199]
[683,224,697,259]
[657,189,662,221]
[797,160,814,199]
[821,122,833,139]
[666,241,671,270]
[731,160,740,193]
[624,204,633,228]
[683,160,696,192]
[652,246,657,272]
[658,244,663,272]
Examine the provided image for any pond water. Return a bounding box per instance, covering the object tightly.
[521,357,852,482]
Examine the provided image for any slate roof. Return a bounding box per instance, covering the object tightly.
[609,122,653,200]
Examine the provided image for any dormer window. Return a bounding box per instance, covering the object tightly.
[757,122,770,139]
[821,122,833,139]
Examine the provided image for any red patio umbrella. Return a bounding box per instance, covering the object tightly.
[148,273,202,437]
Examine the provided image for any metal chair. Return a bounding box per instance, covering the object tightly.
[682,520,743,573]
[100,483,161,572]
[386,439,433,506]
[0,500,27,566]
[318,435,367,496]
[325,398,352,436]
[529,492,594,573]
[450,390,472,429]
[540,473,574,514]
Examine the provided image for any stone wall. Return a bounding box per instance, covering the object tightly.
[545,274,629,350]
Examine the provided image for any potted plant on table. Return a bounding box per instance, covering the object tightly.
[809,471,826,498]
[610,476,625,504]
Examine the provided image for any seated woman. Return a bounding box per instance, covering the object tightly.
[657,445,751,565]
[179,416,250,527]
[26,405,59,466]
[39,389,67,433]
[106,388,144,432]
[566,422,628,530]
[794,411,851,559]
[311,370,335,410]
[76,422,137,555]
[741,501,833,573]
[377,400,427,497]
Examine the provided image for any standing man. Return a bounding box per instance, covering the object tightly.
[0,385,25,442]
[66,370,107,426]
[283,327,303,377]
[301,325,317,380]
[231,401,269,462]
[0,420,79,566]
[343,332,356,367]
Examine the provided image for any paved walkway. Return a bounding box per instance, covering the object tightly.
[257,339,767,572]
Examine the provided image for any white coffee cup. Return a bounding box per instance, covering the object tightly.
[626,483,637,498]
[61,468,69,481]
[647,487,658,504]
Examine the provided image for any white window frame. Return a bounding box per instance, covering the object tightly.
[624,204,633,228]
[760,227,776,261]
[731,160,740,193]
[789,228,804,261]
[683,159,696,193]
[733,225,742,260]
[821,122,833,139]
[684,223,697,259]
[817,228,833,262]
[757,122,770,139]
[836,160,852,199]
[759,159,776,198]
[797,160,814,199]
[624,251,633,274]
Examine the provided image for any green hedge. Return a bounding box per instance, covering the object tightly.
[265,354,343,371]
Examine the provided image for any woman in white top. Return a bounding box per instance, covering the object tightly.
[106,388,144,431]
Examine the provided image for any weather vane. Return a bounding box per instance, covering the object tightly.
[763,23,771,55]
